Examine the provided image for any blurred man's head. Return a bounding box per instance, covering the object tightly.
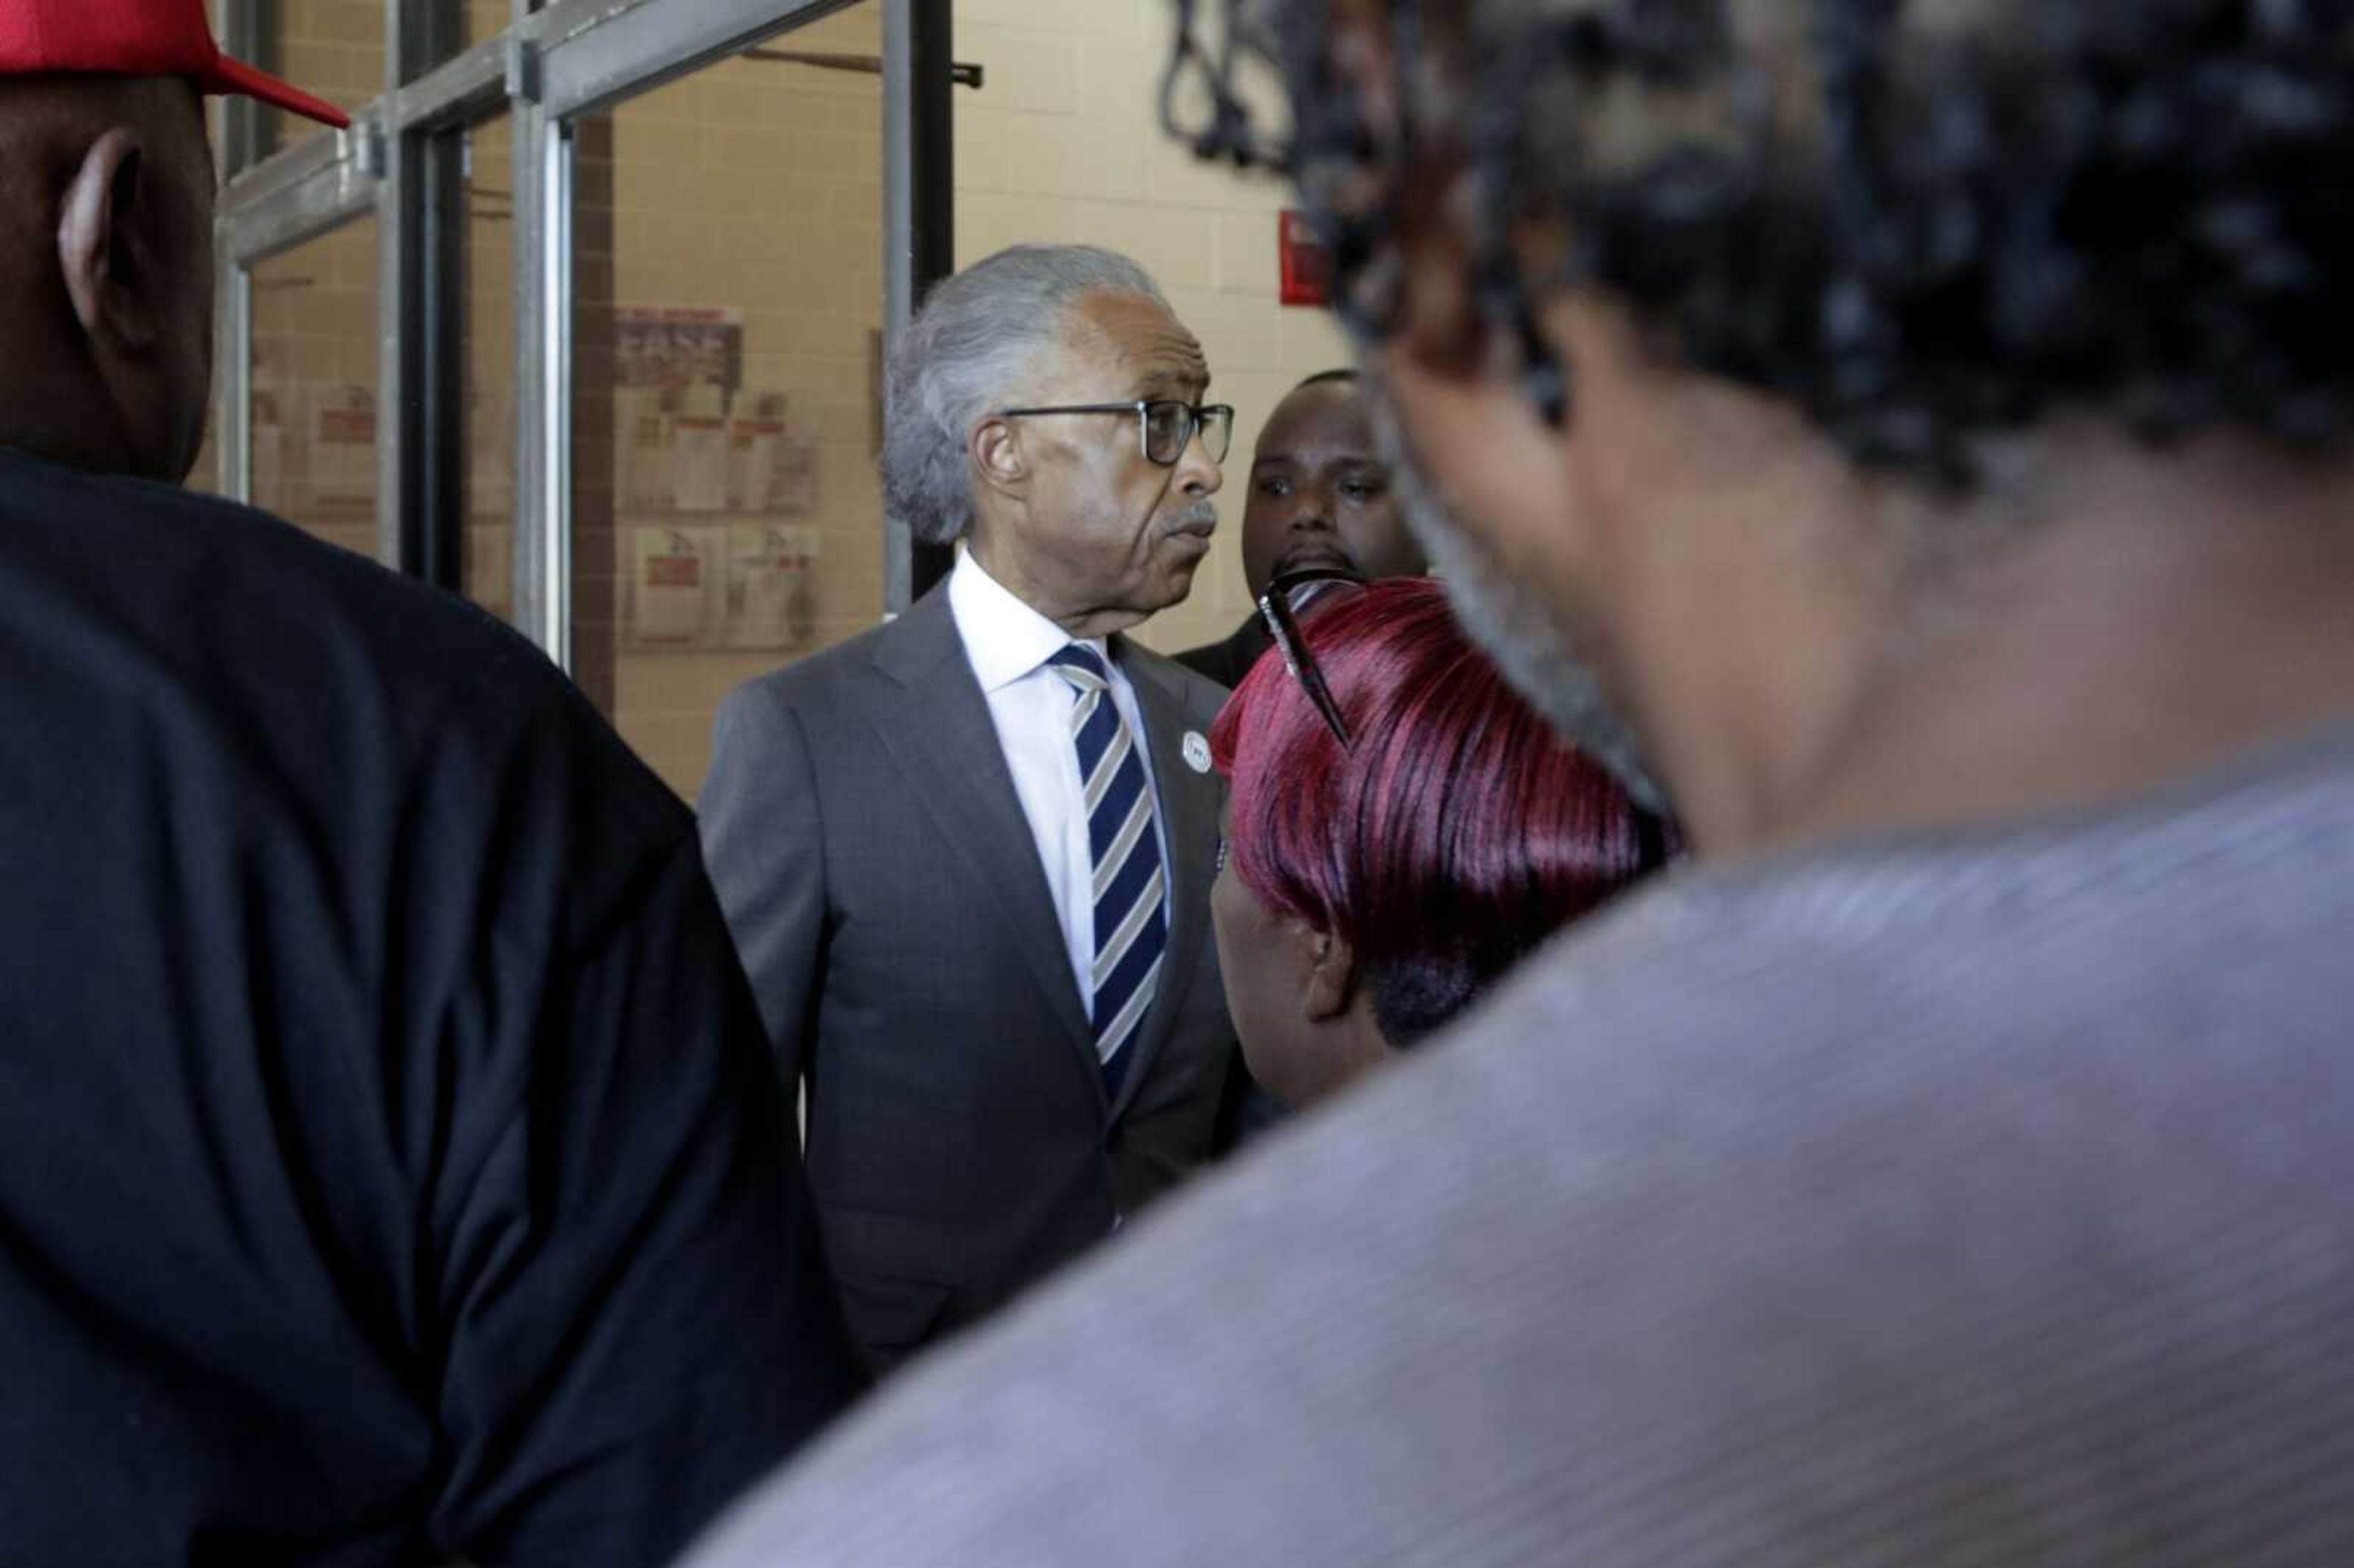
[0,0,345,482]
[883,244,1228,638]
[1239,370,1425,599]
[1170,0,2354,846]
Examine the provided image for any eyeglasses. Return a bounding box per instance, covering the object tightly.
[996,400,1236,466]
[1257,566,1368,750]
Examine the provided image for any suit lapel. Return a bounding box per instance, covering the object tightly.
[1109,640,1221,1122]
[871,591,1100,1075]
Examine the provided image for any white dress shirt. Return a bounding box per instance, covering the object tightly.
[948,549,1171,1011]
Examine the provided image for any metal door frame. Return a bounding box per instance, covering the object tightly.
[210,0,950,664]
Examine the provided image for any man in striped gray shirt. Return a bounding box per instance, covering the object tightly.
[687,4,2354,1562]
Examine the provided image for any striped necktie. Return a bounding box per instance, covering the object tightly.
[1047,645,1166,1099]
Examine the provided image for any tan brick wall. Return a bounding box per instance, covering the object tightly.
[953,0,1357,660]
[266,0,383,135]
[585,4,888,800]
[247,219,383,564]
[216,0,1347,797]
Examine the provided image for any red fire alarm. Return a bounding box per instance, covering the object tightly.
[1278,209,1333,308]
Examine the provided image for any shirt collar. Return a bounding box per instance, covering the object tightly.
[948,548,1108,693]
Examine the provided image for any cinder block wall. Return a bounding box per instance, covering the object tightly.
[197,0,1354,799]
[587,6,889,798]
[953,0,1356,660]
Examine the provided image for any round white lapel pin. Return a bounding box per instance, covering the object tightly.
[1183,731,1212,774]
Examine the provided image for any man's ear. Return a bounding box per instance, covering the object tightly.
[971,416,1029,505]
[58,126,159,357]
[1300,927,1360,1024]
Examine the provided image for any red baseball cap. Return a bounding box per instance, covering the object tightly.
[0,0,351,129]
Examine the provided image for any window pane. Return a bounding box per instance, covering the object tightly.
[570,2,885,800]
[461,116,517,623]
[257,1,385,149]
[188,362,227,498]
[250,219,382,560]
[409,0,517,80]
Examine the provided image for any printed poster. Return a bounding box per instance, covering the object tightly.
[627,526,723,650]
[614,305,744,397]
[723,525,823,650]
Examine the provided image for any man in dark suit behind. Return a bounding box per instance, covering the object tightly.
[701,245,1240,1374]
[1175,369,1427,688]
[1178,368,1427,1144]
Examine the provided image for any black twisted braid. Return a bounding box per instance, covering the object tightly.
[1162,0,2354,490]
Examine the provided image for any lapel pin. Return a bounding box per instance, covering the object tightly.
[1183,731,1212,774]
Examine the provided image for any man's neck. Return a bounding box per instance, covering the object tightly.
[0,400,137,482]
[0,310,154,481]
[967,531,1146,642]
[1635,439,2354,856]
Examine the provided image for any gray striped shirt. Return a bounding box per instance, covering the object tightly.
[687,721,2354,1567]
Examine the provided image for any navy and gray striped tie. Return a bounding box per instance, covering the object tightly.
[1048,645,1166,1098]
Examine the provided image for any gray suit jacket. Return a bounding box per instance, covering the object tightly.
[699,585,1238,1372]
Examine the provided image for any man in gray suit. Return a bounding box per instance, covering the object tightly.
[687,4,2354,1564]
[700,245,1238,1374]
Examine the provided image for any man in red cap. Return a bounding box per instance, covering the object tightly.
[0,6,861,1565]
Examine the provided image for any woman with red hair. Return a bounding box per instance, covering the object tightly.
[1210,575,1675,1109]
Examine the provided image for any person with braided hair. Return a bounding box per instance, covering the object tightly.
[685,6,2354,1563]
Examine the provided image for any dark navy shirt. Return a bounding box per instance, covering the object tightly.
[0,449,860,1566]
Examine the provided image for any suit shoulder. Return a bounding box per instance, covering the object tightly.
[724,620,896,714]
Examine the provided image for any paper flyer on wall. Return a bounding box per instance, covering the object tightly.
[613,305,745,516]
[723,525,822,650]
[628,526,723,650]
[728,392,790,512]
[619,392,674,512]
[771,425,818,516]
[614,305,744,397]
[726,406,819,516]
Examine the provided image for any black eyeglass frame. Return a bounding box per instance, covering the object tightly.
[1257,565,1367,750]
[996,400,1236,466]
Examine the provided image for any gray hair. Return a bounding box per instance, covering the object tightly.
[882,245,1168,546]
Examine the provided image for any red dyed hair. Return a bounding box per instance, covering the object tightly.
[1209,577,1676,1043]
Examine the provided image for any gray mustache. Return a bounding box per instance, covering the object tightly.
[1168,504,1219,533]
